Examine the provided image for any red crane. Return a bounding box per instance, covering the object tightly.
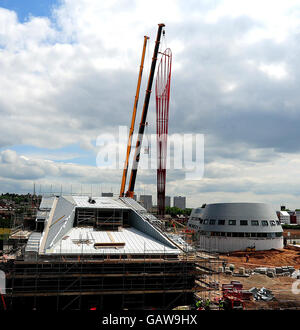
[155,48,172,216]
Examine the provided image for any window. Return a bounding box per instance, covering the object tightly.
[209,219,216,225]
[218,220,225,225]
[240,220,248,226]
[276,232,283,237]
[220,232,226,236]
[232,232,239,237]
[261,221,269,226]
[257,233,267,238]
[203,219,208,224]
[226,232,232,237]
[238,232,244,237]
[251,220,259,226]
[251,233,257,238]
[199,219,203,224]
[228,220,236,225]
[270,221,276,226]
[245,233,250,237]
[276,220,280,225]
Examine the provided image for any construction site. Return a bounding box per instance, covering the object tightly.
[1,22,300,312]
[0,193,225,311]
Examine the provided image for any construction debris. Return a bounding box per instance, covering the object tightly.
[291,270,300,279]
[253,266,295,277]
[249,287,274,301]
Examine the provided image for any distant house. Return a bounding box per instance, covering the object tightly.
[277,211,290,224]
[295,210,300,225]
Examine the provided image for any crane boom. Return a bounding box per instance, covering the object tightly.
[126,23,165,198]
[120,35,149,197]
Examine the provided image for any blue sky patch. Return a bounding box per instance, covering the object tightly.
[0,0,60,22]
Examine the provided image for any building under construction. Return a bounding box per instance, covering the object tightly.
[0,195,224,311]
[1,196,196,310]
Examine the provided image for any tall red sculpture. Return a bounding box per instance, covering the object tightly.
[155,48,172,216]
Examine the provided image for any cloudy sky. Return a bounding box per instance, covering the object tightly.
[1,0,300,209]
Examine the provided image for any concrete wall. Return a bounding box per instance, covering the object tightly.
[196,235,283,253]
[128,210,176,249]
[44,197,76,251]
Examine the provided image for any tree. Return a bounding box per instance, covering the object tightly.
[165,206,192,217]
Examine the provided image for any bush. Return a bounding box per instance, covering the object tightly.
[282,224,300,230]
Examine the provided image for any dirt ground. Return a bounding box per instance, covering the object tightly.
[212,245,300,309]
[216,273,300,310]
[220,245,300,269]
[283,228,300,239]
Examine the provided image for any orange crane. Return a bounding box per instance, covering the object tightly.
[119,35,149,197]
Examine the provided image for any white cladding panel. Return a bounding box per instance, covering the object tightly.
[197,236,283,252]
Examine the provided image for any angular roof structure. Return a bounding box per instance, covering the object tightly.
[29,195,181,259]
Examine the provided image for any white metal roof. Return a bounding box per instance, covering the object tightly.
[70,196,130,209]
[120,197,147,212]
[279,211,290,216]
[46,227,179,255]
[39,196,56,210]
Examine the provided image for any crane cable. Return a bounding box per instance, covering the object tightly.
[161,27,167,51]
[144,121,151,155]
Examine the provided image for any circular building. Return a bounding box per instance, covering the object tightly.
[187,203,283,252]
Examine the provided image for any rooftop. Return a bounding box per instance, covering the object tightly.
[46,227,179,255]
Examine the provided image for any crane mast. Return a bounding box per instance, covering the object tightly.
[126,23,165,198]
[120,36,149,197]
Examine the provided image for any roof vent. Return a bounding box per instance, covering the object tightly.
[88,197,96,204]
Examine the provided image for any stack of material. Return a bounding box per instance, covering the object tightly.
[254,266,296,277]
[233,267,250,277]
[274,266,295,276]
[291,269,300,279]
[228,264,235,272]
[224,267,233,275]
[253,267,267,275]
[266,269,275,278]
[249,287,274,301]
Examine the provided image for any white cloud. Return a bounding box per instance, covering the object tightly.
[1,1,300,208]
[205,0,300,43]
[259,62,288,79]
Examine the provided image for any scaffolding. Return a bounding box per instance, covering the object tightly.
[1,197,224,311]
[75,208,126,231]
[177,229,225,308]
[3,246,200,311]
